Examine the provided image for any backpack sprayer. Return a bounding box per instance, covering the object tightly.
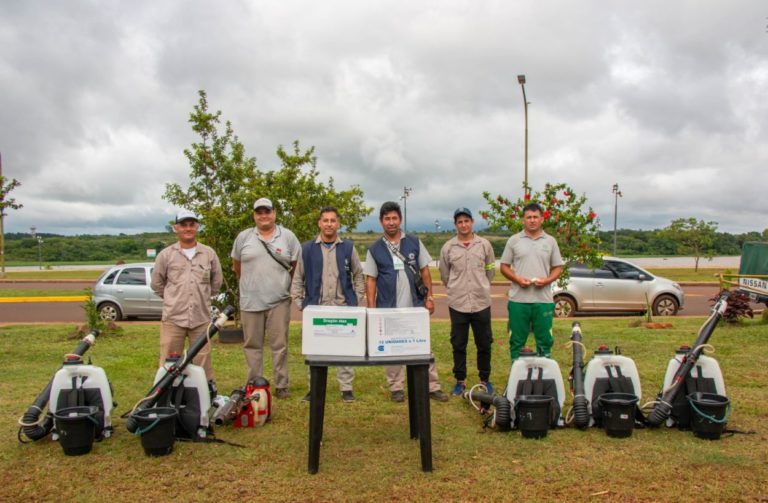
[125,306,234,434]
[18,330,101,443]
[647,292,729,427]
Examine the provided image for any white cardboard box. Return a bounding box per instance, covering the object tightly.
[367,307,431,357]
[301,305,367,356]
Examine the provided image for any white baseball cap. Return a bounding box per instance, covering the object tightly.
[253,198,274,210]
[175,209,199,223]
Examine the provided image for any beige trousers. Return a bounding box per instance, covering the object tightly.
[241,298,292,389]
[159,321,213,380]
[385,362,441,393]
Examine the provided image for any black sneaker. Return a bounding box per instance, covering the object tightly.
[301,392,311,402]
[341,390,355,403]
[429,390,449,402]
[391,390,405,402]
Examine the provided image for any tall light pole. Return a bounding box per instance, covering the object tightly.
[517,74,529,196]
[400,186,412,233]
[434,219,441,233]
[0,152,4,278]
[30,226,43,269]
[612,183,623,256]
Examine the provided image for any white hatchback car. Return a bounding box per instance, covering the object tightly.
[552,257,685,318]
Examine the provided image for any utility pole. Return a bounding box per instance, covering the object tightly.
[612,183,623,256]
[400,186,412,233]
[517,75,529,196]
[0,152,4,278]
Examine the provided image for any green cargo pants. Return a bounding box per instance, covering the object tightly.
[507,301,555,360]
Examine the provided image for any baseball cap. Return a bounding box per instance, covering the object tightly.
[175,209,199,223]
[453,207,473,220]
[253,198,274,210]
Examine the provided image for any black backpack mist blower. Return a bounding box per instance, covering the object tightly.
[646,292,729,427]
[568,322,590,429]
[125,306,235,434]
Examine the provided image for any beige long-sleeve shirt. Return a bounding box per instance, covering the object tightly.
[151,242,223,328]
[438,235,495,313]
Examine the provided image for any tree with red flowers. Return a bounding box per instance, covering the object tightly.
[481,183,602,284]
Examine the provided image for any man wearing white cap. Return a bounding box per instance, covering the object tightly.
[151,210,223,391]
[231,198,301,399]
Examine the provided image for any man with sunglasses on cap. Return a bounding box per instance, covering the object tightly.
[151,209,223,395]
[231,198,301,399]
[439,207,496,397]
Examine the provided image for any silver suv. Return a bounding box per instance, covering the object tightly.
[93,263,162,321]
[552,257,684,318]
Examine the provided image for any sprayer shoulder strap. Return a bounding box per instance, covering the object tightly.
[605,365,629,393]
[532,368,545,395]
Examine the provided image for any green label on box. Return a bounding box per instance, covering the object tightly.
[313,318,358,326]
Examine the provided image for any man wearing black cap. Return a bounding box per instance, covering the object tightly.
[151,210,223,390]
[438,207,496,396]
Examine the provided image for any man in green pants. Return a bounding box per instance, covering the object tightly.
[499,203,564,360]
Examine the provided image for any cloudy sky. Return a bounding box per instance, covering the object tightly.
[2,1,767,236]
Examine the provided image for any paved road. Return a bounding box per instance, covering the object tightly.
[0,283,726,324]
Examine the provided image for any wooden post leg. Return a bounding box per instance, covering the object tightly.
[308,365,328,474]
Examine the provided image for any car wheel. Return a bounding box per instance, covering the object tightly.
[554,296,576,318]
[652,294,679,316]
[98,302,122,321]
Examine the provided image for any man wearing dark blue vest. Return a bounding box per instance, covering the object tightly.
[291,206,365,403]
[364,201,448,402]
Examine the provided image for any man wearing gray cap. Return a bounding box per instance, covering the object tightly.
[438,208,496,397]
[151,210,223,391]
[231,198,301,399]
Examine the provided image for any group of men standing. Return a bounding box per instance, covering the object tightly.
[149,198,563,404]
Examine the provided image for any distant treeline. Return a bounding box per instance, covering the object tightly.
[4,228,764,264]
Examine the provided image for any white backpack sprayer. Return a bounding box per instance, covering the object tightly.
[567,322,643,437]
[124,306,235,455]
[18,329,116,455]
[647,292,732,439]
[463,347,566,438]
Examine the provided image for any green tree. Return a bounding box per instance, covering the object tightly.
[481,183,601,284]
[660,218,718,271]
[164,90,371,320]
[0,164,23,277]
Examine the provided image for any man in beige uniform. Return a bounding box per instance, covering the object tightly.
[439,207,496,396]
[151,209,223,390]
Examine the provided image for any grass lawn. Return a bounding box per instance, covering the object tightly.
[1,317,766,501]
[1,269,107,281]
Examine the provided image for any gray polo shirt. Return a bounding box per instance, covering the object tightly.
[363,234,431,308]
[231,225,301,311]
[500,231,564,303]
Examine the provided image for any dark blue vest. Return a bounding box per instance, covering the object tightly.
[368,235,424,308]
[301,239,357,308]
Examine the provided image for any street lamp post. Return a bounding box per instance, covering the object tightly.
[517,74,529,196]
[400,186,412,233]
[30,226,43,270]
[612,184,623,256]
